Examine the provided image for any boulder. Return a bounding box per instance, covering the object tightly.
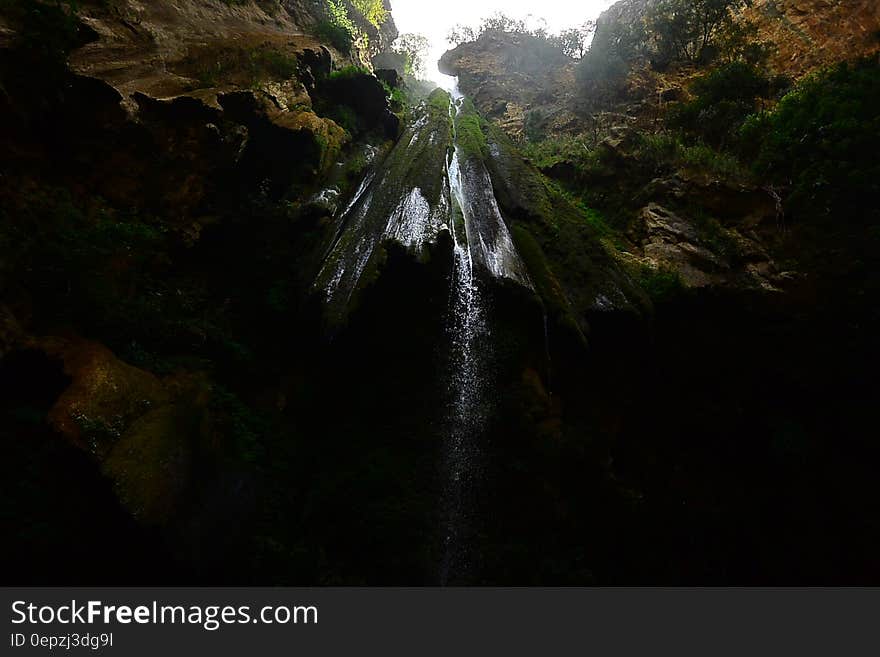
[46,339,169,459]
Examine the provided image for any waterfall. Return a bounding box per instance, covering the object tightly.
[312,91,537,583]
[439,145,487,584]
[439,97,534,584]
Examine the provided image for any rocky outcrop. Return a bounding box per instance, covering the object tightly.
[748,0,880,79]
[625,201,783,290]
[45,338,169,458]
[588,0,880,81]
[440,31,584,138]
[23,333,225,528]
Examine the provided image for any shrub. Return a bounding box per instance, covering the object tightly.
[523,109,549,143]
[313,19,353,52]
[314,0,357,52]
[637,265,685,302]
[350,0,387,29]
[635,132,746,180]
[575,20,643,94]
[741,57,880,224]
[646,0,753,66]
[519,135,603,174]
[668,62,773,147]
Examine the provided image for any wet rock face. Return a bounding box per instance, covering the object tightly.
[314,90,453,326]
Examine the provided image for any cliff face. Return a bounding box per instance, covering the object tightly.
[439,31,585,138]
[0,0,406,581]
[587,0,880,79]
[445,0,880,131]
[0,0,401,231]
[748,0,880,78]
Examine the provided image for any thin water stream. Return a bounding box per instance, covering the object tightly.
[313,91,536,584]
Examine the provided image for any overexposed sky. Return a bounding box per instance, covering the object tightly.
[390,0,618,85]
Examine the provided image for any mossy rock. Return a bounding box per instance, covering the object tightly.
[484,125,651,327]
[46,339,170,459]
[101,403,201,527]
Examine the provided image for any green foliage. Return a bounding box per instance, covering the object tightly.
[557,23,596,60]
[350,0,387,29]
[392,33,430,79]
[523,109,549,143]
[669,61,773,147]
[576,19,643,93]
[315,0,357,52]
[427,88,452,114]
[646,0,753,66]
[328,65,371,81]
[740,58,880,224]
[446,11,577,64]
[327,104,359,135]
[313,19,353,52]
[636,265,685,302]
[454,99,488,160]
[635,132,747,180]
[209,386,266,465]
[381,80,406,111]
[519,135,603,174]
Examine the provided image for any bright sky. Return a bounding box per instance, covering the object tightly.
[390,0,618,86]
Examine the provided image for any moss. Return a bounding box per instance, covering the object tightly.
[520,135,605,174]
[314,93,454,327]
[101,403,197,525]
[634,265,685,303]
[453,98,489,160]
[510,225,586,347]
[484,124,651,321]
[47,340,170,458]
[427,88,451,114]
[328,65,372,81]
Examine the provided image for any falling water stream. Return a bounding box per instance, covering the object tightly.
[314,91,535,584]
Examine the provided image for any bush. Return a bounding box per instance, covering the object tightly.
[519,135,603,173]
[575,20,643,95]
[646,0,753,66]
[635,133,747,180]
[741,58,880,224]
[350,0,387,29]
[637,265,685,302]
[669,62,773,147]
[314,0,357,52]
[313,20,353,52]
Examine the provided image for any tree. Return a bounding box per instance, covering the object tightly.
[447,12,530,47]
[646,0,752,65]
[479,12,528,35]
[350,0,388,30]
[447,24,476,46]
[393,33,430,79]
[557,22,596,60]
